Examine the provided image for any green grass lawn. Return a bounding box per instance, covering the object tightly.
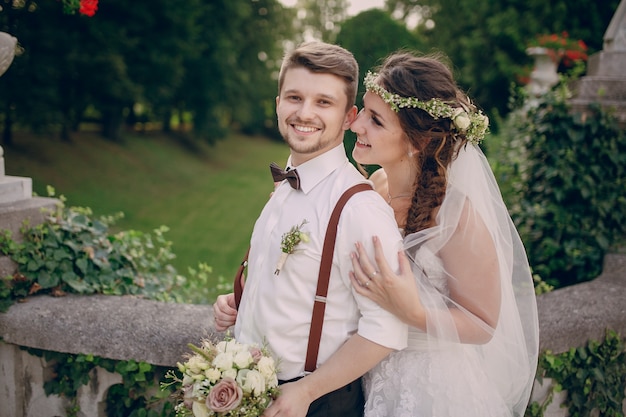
[4,131,290,299]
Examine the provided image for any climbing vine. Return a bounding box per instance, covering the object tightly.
[27,348,176,417]
[525,329,626,417]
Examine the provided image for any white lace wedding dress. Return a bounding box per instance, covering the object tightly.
[363,145,539,417]
[363,248,510,417]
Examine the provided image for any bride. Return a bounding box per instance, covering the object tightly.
[349,51,539,416]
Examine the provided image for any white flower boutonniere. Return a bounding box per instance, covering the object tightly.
[275,220,309,275]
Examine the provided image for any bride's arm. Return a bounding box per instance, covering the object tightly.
[350,201,501,344]
[437,200,501,343]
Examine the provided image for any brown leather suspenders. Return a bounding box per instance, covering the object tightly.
[233,183,372,372]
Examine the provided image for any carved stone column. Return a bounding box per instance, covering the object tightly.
[570,0,626,127]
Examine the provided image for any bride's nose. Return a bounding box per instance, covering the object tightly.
[350,109,365,133]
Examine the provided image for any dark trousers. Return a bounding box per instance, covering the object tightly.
[279,377,364,417]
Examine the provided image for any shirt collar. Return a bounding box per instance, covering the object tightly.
[286,144,347,194]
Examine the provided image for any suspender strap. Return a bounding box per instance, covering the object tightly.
[234,246,250,310]
[232,183,373,372]
[304,183,372,372]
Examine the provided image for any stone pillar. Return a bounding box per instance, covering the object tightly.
[570,0,626,127]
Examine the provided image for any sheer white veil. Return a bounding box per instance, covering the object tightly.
[402,144,539,415]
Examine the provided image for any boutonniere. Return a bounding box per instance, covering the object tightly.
[275,220,309,275]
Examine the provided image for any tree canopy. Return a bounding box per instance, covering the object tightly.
[0,0,621,143]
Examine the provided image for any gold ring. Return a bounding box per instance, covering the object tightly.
[365,281,370,287]
[370,271,378,279]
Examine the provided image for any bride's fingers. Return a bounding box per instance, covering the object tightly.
[354,241,379,280]
[350,250,370,284]
[371,236,394,280]
[349,271,369,295]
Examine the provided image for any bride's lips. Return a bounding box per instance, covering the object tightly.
[355,138,371,148]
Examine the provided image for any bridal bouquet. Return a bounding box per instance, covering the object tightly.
[164,337,280,417]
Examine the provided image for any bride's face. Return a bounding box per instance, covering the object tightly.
[351,91,411,168]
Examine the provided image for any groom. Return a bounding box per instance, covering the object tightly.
[213,41,407,417]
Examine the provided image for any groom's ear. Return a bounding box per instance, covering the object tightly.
[343,105,358,129]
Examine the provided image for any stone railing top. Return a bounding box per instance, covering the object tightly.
[0,294,222,367]
[0,253,624,368]
[536,252,626,353]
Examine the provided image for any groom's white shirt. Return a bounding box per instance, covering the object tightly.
[235,144,408,380]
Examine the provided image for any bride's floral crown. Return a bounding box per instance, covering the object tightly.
[364,71,489,145]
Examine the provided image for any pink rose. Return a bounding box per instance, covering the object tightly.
[249,347,262,363]
[206,378,243,413]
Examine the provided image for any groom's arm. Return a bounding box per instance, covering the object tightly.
[262,334,392,417]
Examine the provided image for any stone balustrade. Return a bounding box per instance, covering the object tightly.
[0,248,625,416]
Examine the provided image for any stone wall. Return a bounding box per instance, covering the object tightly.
[0,252,625,417]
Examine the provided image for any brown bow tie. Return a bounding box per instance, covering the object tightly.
[270,162,301,190]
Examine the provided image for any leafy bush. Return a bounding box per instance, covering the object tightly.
[501,83,626,288]
[0,189,219,311]
[526,330,626,417]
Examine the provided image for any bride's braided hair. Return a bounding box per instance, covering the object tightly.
[374,52,472,234]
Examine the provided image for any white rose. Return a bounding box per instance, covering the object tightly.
[216,340,243,353]
[205,368,222,384]
[192,401,211,417]
[233,351,253,369]
[222,368,238,380]
[215,340,228,352]
[256,356,276,380]
[266,373,278,389]
[452,108,471,130]
[186,355,210,375]
[241,369,266,396]
[213,352,234,371]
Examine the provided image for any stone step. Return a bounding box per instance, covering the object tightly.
[571,76,626,101]
[0,176,32,204]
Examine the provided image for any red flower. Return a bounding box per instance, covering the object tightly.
[79,0,98,17]
[528,31,588,68]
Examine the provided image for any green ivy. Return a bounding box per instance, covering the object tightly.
[0,188,220,311]
[27,348,177,417]
[526,330,626,417]
[503,81,626,288]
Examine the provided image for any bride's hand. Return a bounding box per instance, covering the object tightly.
[350,236,425,328]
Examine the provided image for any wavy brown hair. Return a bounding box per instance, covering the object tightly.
[373,52,476,234]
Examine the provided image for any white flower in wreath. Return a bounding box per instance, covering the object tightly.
[452,108,471,130]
